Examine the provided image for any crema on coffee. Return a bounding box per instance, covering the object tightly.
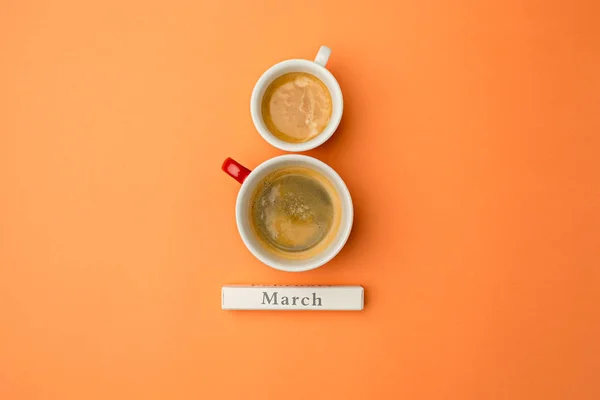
[261,73,332,143]
[249,166,341,259]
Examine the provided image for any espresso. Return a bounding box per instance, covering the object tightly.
[262,73,332,143]
[250,167,340,259]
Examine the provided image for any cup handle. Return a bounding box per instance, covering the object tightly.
[314,46,331,67]
[222,158,251,184]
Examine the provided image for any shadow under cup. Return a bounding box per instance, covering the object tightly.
[236,155,353,272]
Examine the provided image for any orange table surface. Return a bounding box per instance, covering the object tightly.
[1,1,599,399]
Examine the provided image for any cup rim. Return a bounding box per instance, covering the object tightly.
[235,155,353,272]
[250,59,343,152]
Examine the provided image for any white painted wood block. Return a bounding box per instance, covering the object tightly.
[222,285,364,311]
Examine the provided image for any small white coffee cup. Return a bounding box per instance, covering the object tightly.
[222,155,353,272]
[250,46,343,152]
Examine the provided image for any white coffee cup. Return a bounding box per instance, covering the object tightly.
[222,155,353,272]
[250,46,343,152]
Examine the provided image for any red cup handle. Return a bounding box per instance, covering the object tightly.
[222,158,251,184]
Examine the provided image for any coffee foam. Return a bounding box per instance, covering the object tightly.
[249,166,341,260]
[262,73,332,143]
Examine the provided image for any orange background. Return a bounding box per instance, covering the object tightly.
[1,1,599,399]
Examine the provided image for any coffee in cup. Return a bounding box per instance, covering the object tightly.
[222,155,353,272]
[261,73,333,143]
[251,46,343,152]
[249,166,341,259]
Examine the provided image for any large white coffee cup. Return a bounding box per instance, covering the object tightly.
[250,46,343,152]
[222,155,353,272]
